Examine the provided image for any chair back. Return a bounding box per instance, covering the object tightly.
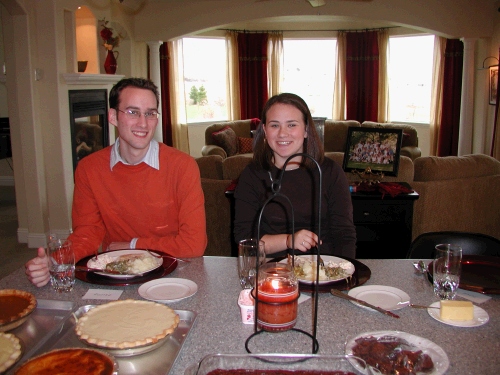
[407,231,500,259]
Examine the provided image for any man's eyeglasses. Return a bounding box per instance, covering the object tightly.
[117,109,160,120]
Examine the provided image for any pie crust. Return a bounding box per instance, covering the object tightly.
[0,332,22,373]
[75,299,180,349]
[13,348,116,375]
[0,289,37,331]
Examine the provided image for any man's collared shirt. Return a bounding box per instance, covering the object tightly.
[110,138,160,171]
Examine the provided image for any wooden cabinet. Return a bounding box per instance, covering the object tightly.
[351,185,419,259]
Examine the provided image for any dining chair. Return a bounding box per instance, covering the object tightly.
[406,231,500,259]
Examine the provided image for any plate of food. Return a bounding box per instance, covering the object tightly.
[86,250,163,279]
[345,330,449,375]
[280,255,355,285]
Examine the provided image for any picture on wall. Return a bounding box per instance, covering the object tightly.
[342,127,403,177]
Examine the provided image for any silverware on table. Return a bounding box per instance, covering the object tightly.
[75,266,143,276]
[330,289,400,318]
[146,249,191,263]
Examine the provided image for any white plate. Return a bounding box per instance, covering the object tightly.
[87,250,162,279]
[138,278,198,303]
[427,301,489,327]
[347,285,410,311]
[345,330,449,375]
[279,255,355,285]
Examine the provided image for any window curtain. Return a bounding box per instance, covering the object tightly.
[437,39,463,156]
[333,31,347,120]
[429,36,446,156]
[268,31,283,97]
[491,47,500,161]
[159,43,173,146]
[377,30,389,123]
[237,32,269,122]
[167,39,190,153]
[226,31,241,120]
[345,30,380,123]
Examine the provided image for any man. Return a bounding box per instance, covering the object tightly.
[26,78,207,287]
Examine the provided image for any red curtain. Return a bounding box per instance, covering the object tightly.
[491,47,500,157]
[345,31,379,123]
[159,43,173,146]
[437,39,463,156]
[237,32,269,121]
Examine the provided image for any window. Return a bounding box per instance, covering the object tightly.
[282,39,336,118]
[182,38,228,123]
[388,35,434,123]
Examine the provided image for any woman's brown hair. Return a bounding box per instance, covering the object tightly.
[253,93,324,170]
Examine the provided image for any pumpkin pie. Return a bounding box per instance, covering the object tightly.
[14,348,116,375]
[0,332,22,373]
[75,299,179,349]
[0,289,37,332]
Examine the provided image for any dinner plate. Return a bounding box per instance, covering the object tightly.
[347,285,410,311]
[345,330,449,375]
[138,278,198,303]
[279,255,355,285]
[427,255,500,294]
[87,250,162,279]
[427,301,489,327]
[75,252,177,286]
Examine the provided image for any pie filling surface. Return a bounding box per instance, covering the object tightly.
[75,299,180,349]
[14,348,115,375]
[0,332,22,373]
[0,289,37,327]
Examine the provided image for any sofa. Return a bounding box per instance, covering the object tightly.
[201,119,422,161]
[196,153,500,258]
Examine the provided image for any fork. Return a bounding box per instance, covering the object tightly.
[146,249,191,263]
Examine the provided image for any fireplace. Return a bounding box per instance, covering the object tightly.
[68,90,109,172]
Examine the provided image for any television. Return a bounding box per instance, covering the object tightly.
[342,126,403,177]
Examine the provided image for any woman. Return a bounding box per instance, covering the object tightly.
[233,93,356,258]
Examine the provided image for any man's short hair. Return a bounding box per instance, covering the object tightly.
[109,78,160,110]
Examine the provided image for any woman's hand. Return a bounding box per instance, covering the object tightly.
[286,229,320,251]
[25,247,50,287]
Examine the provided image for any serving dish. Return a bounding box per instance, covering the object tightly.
[345,330,449,375]
[347,285,410,311]
[279,255,355,285]
[75,251,177,286]
[185,354,369,375]
[0,332,23,373]
[86,250,162,279]
[427,255,500,294]
[0,289,37,332]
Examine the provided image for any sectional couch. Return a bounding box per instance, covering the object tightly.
[196,153,500,258]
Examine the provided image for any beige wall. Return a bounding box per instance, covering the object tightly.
[0,0,498,248]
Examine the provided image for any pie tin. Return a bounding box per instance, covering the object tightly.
[0,289,37,332]
[0,332,24,373]
[74,305,171,357]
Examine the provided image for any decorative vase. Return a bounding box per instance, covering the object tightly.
[104,50,119,74]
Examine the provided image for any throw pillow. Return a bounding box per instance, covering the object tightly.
[212,126,238,157]
[238,137,253,154]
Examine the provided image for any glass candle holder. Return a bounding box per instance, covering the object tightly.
[254,262,299,332]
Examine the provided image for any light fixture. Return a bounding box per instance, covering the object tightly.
[306,0,327,7]
[479,56,499,70]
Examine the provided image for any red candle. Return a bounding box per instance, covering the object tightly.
[255,263,299,332]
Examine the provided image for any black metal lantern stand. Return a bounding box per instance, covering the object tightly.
[245,153,323,354]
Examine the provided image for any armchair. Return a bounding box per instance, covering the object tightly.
[201,119,258,159]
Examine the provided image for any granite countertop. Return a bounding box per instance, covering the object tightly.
[1,257,499,375]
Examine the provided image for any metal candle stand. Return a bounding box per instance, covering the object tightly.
[245,153,322,354]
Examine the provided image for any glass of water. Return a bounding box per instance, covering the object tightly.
[433,244,462,300]
[238,239,265,289]
[47,238,75,293]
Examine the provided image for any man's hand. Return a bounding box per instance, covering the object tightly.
[25,247,50,287]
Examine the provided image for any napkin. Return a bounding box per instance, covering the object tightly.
[456,288,491,304]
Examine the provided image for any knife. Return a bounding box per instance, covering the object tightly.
[330,289,400,318]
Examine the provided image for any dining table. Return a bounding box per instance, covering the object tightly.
[1,256,499,375]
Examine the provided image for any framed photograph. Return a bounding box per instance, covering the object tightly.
[490,66,498,105]
[342,127,403,177]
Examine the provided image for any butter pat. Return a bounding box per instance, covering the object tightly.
[440,300,474,321]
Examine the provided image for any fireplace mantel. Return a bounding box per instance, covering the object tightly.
[62,73,125,85]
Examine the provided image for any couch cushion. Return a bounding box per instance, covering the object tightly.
[238,137,253,154]
[414,154,500,182]
[195,155,223,179]
[222,155,253,180]
[212,126,238,157]
[324,120,361,152]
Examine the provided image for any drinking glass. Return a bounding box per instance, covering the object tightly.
[433,244,462,300]
[47,238,75,293]
[238,239,265,289]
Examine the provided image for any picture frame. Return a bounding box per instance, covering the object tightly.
[490,66,498,105]
[342,126,403,177]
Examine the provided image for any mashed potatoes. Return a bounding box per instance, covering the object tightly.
[88,252,161,274]
[291,256,354,282]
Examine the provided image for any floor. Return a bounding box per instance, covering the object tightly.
[0,199,37,280]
